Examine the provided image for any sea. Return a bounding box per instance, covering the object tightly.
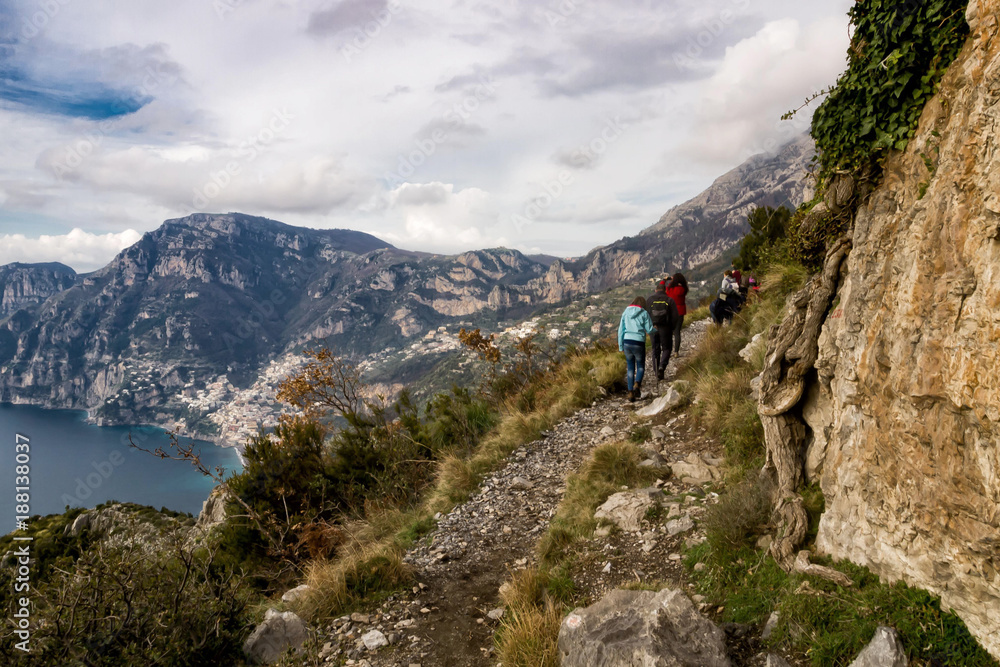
[1,403,243,535]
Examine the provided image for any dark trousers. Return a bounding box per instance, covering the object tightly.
[672,314,684,354]
[623,341,646,390]
[650,323,672,378]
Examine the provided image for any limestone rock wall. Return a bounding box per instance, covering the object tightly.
[805,2,1000,657]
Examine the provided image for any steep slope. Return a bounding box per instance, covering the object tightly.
[640,134,815,267]
[541,135,815,293]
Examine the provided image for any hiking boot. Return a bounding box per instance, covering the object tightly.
[634,381,642,399]
[627,389,636,402]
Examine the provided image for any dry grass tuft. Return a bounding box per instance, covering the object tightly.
[297,540,411,620]
[496,567,563,667]
[496,597,563,667]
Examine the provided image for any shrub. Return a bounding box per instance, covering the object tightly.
[703,475,774,557]
[0,529,250,666]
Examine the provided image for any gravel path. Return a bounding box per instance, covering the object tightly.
[304,320,715,667]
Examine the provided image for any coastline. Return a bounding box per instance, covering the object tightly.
[3,399,247,467]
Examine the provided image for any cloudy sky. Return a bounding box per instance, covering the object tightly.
[0,0,852,271]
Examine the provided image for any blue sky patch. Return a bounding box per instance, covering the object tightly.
[0,65,148,120]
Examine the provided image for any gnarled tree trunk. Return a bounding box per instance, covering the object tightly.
[758,237,852,570]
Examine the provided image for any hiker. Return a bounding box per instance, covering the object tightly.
[665,272,688,356]
[730,261,742,290]
[646,279,678,381]
[618,296,655,402]
[712,271,740,324]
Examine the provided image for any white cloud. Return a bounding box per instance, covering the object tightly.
[378,182,504,252]
[0,0,856,259]
[0,228,143,272]
[679,13,851,165]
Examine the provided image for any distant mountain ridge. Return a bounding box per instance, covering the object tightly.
[0,137,815,434]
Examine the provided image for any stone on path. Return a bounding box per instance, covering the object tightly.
[594,491,656,532]
[244,609,308,664]
[848,626,908,667]
[635,386,683,417]
[510,476,533,490]
[665,515,695,536]
[558,588,731,667]
[599,425,616,438]
[362,629,388,650]
[766,655,793,667]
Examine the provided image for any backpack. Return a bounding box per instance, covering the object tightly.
[649,295,673,325]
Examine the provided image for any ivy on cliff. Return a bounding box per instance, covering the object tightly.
[808,0,969,183]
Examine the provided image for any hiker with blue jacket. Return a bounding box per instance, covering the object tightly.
[618,296,655,402]
[646,279,679,381]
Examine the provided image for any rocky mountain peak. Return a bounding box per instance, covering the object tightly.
[0,262,79,318]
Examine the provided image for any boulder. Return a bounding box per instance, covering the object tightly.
[738,333,764,363]
[635,386,683,417]
[243,608,308,664]
[594,491,656,532]
[848,626,908,667]
[558,588,731,667]
[665,515,695,536]
[640,449,667,467]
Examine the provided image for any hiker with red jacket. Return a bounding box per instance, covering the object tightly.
[618,296,655,402]
[664,273,688,356]
[645,279,679,381]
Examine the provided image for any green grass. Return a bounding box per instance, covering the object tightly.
[685,541,996,666]
[628,423,653,444]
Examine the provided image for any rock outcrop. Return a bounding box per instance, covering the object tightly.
[558,588,731,667]
[801,2,1000,658]
[0,262,77,318]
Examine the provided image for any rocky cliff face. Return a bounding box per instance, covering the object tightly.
[803,3,1000,657]
[0,262,78,318]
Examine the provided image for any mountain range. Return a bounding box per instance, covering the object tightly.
[0,136,815,437]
